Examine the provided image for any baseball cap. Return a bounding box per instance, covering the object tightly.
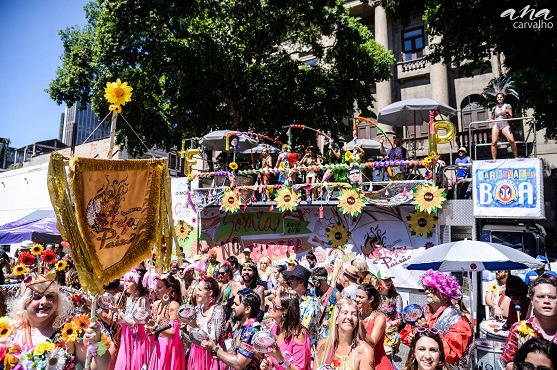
[536,255,548,263]
[376,269,394,280]
[208,249,217,256]
[243,248,251,253]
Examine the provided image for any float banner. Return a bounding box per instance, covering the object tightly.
[48,153,175,294]
[473,158,544,219]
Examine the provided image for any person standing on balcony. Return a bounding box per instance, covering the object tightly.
[482,76,520,159]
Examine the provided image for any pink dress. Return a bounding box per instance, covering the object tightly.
[187,304,227,370]
[363,313,394,370]
[148,319,185,370]
[115,297,151,370]
[270,323,312,370]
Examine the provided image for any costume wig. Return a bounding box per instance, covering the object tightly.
[420,269,461,300]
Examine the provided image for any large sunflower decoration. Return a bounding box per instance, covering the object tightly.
[412,183,446,214]
[407,210,438,238]
[30,243,44,256]
[275,187,300,212]
[175,221,194,240]
[104,78,133,113]
[221,189,240,213]
[326,222,351,248]
[338,188,367,217]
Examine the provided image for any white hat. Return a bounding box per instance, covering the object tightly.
[20,240,34,249]
[376,269,394,280]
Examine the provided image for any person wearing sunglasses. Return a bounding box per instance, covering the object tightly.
[400,269,473,370]
[503,275,531,330]
[403,328,447,370]
[512,338,557,370]
[501,275,557,370]
[260,290,312,370]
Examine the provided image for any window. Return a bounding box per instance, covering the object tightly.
[402,27,425,61]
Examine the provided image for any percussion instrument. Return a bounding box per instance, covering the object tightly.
[402,304,424,326]
[177,304,196,322]
[189,328,209,346]
[476,338,504,370]
[132,307,151,324]
[97,292,115,310]
[252,331,277,354]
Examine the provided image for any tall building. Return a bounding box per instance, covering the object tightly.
[61,102,109,146]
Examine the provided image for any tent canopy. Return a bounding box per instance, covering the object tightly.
[0,216,59,245]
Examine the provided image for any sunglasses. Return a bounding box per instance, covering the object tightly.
[415,327,440,335]
[217,271,227,276]
[270,300,284,311]
[515,362,552,370]
[425,287,438,294]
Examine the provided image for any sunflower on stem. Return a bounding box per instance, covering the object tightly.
[55,260,67,271]
[30,244,44,256]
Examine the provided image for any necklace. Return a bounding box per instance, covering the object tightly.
[156,301,170,326]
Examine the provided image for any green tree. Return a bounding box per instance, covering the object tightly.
[48,0,393,155]
[380,0,557,138]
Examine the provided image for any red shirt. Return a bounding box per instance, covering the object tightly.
[400,304,473,364]
[500,316,557,364]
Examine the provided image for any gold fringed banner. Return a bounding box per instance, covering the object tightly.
[47,152,176,294]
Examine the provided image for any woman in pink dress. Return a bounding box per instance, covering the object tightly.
[145,274,185,370]
[357,284,394,370]
[114,269,151,370]
[260,290,312,370]
[185,275,226,370]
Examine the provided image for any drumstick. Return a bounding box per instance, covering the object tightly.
[515,305,521,322]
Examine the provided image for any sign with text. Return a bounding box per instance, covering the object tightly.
[473,158,544,219]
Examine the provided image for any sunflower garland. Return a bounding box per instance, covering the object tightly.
[275,187,300,212]
[338,188,367,216]
[412,183,447,214]
[221,189,240,213]
[406,210,437,238]
[326,222,351,248]
[60,322,79,343]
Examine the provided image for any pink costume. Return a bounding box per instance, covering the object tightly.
[147,319,185,370]
[187,304,227,370]
[270,322,312,370]
[114,296,151,370]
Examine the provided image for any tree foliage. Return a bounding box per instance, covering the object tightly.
[47,0,393,155]
[380,0,557,138]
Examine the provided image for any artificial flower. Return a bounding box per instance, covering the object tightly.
[175,221,192,239]
[34,341,56,356]
[109,104,122,113]
[13,264,27,276]
[229,162,238,170]
[72,314,90,332]
[221,190,240,213]
[406,210,437,238]
[41,249,57,264]
[338,188,366,216]
[54,260,67,271]
[332,358,341,368]
[279,161,286,170]
[104,78,133,106]
[60,322,79,343]
[412,183,447,214]
[30,244,44,256]
[490,283,498,293]
[326,222,351,248]
[517,321,535,338]
[45,347,67,370]
[275,187,300,212]
[344,151,353,163]
[19,252,36,266]
[0,317,13,337]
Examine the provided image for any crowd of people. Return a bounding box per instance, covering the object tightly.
[0,242,556,370]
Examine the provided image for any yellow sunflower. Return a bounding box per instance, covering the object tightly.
[229,162,238,171]
[490,283,498,292]
[30,243,44,256]
[275,187,300,212]
[338,188,366,216]
[104,78,133,106]
[60,322,79,343]
[55,260,67,271]
[175,221,192,239]
[0,317,13,337]
[412,183,447,214]
[279,161,286,170]
[326,222,351,248]
[344,151,353,163]
[13,264,27,276]
[221,190,240,213]
[109,104,122,113]
[406,210,437,238]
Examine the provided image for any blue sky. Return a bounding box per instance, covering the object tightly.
[0,0,89,148]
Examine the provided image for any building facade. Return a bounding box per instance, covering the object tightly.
[61,102,110,146]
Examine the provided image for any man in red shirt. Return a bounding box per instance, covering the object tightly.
[400,269,473,370]
[500,274,557,369]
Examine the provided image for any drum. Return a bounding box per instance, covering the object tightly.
[479,320,509,341]
[189,328,209,346]
[402,304,424,326]
[252,331,277,353]
[476,339,504,370]
[97,293,115,310]
[132,307,151,324]
[316,366,334,370]
[177,304,196,322]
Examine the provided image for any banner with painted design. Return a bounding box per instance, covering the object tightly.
[473,158,544,219]
[170,181,438,290]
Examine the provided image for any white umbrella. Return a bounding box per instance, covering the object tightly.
[403,240,544,272]
[199,130,258,152]
[345,138,381,150]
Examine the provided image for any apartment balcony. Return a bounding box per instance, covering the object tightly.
[396,57,431,79]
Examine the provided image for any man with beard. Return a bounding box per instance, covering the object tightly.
[311,267,338,341]
[380,135,409,180]
[285,264,322,348]
[201,289,262,370]
[485,270,511,319]
[501,274,557,369]
[231,261,266,321]
[400,269,473,370]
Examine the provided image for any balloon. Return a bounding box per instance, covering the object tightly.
[435,120,456,144]
[286,152,299,167]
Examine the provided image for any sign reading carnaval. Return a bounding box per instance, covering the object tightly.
[473,158,544,219]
